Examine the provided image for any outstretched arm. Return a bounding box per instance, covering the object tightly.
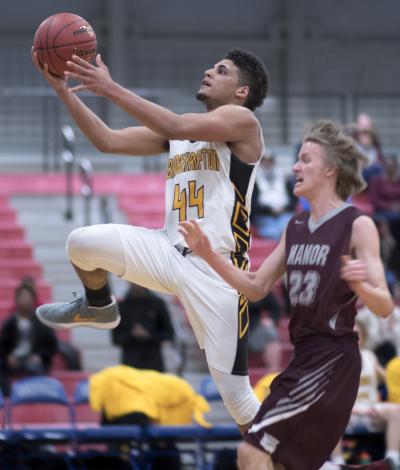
[341,216,393,317]
[32,51,168,156]
[64,55,259,154]
[179,220,286,301]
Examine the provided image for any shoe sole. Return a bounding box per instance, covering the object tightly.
[36,307,121,330]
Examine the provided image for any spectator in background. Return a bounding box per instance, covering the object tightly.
[251,153,295,240]
[355,113,384,182]
[387,356,400,404]
[356,298,399,365]
[0,284,58,396]
[16,276,44,309]
[89,365,211,470]
[330,321,400,467]
[248,294,283,371]
[369,154,400,243]
[375,219,400,298]
[112,283,175,372]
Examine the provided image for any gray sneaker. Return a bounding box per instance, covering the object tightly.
[36,295,121,330]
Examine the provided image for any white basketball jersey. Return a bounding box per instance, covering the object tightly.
[165,131,264,254]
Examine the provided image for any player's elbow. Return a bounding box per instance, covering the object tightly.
[380,302,395,318]
[93,140,110,153]
[94,132,121,154]
[374,299,395,318]
[244,279,266,302]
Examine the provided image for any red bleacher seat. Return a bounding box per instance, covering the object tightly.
[249,238,278,270]
[10,404,72,428]
[0,259,42,279]
[249,367,274,386]
[0,300,13,319]
[0,208,16,223]
[0,222,25,240]
[0,241,32,259]
[0,279,51,303]
[127,215,164,229]
[50,370,91,399]
[9,376,73,429]
[119,195,164,207]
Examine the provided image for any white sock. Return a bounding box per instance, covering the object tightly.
[386,450,400,464]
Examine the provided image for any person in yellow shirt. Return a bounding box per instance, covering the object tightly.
[253,372,279,402]
[386,357,400,404]
[89,364,211,428]
[89,365,212,470]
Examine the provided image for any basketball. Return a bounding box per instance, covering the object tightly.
[32,13,97,77]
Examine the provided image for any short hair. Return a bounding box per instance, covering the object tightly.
[225,49,269,111]
[303,120,368,201]
[15,283,36,302]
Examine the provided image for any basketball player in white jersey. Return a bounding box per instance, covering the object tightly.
[32,48,269,432]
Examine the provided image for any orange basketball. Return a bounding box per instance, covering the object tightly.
[32,12,97,77]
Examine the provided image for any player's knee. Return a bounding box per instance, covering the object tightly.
[218,382,259,425]
[66,227,96,267]
[237,442,271,470]
[237,442,250,469]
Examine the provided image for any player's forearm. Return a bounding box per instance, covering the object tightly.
[353,282,393,317]
[203,252,265,302]
[104,81,180,139]
[57,89,111,152]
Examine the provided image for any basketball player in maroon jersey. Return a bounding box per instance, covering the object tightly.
[179,120,394,470]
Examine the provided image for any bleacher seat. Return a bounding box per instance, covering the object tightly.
[0,259,42,279]
[72,379,100,426]
[50,370,90,399]
[0,240,32,258]
[0,221,25,239]
[8,376,73,429]
[198,376,221,401]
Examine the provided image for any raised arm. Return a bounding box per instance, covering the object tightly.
[179,220,286,301]
[341,215,394,317]
[64,55,260,160]
[32,52,168,156]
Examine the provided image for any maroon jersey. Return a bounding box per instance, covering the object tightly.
[286,204,364,345]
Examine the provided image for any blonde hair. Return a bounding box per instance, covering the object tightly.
[303,120,368,200]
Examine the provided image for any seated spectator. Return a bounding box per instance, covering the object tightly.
[248,295,283,371]
[376,219,400,300]
[387,356,400,404]
[89,365,212,469]
[369,153,400,243]
[0,284,58,396]
[356,300,400,362]
[253,371,279,402]
[89,365,210,427]
[251,153,295,239]
[330,321,400,467]
[112,283,175,372]
[355,113,384,182]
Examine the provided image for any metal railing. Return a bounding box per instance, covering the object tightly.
[1,87,400,172]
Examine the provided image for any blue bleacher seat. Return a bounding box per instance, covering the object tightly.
[73,379,89,405]
[8,376,74,428]
[72,378,100,426]
[198,376,222,401]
